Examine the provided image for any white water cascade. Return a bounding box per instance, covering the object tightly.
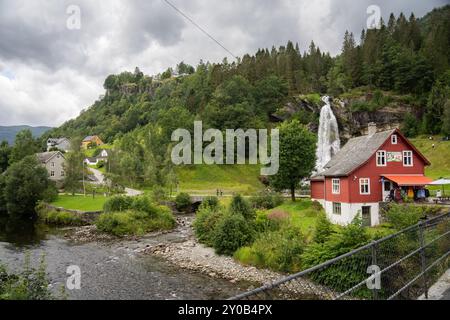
[315,96,341,173]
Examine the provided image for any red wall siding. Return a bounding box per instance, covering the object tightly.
[348,133,426,203]
[324,177,350,202]
[311,181,324,199]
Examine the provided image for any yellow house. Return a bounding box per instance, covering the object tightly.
[81,135,104,149]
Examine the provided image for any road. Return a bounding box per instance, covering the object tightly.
[88,167,143,197]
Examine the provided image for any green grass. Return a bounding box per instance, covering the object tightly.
[175,164,264,195]
[266,200,322,238]
[51,194,108,211]
[84,144,113,157]
[410,136,450,196]
[410,136,450,179]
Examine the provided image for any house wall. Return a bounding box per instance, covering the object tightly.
[311,180,325,200]
[324,201,380,226]
[349,133,426,203]
[44,153,65,181]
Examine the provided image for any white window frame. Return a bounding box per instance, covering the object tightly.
[359,178,371,195]
[376,150,387,167]
[332,179,341,194]
[391,134,398,145]
[332,202,342,215]
[403,151,413,167]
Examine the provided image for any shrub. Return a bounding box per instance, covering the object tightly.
[254,210,283,233]
[103,195,133,213]
[384,204,424,230]
[175,193,192,212]
[311,200,323,212]
[131,196,160,217]
[150,186,167,203]
[212,213,255,255]
[40,210,83,226]
[249,190,284,209]
[230,194,255,220]
[313,212,334,243]
[193,205,225,246]
[0,258,54,300]
[96,207,175,236]
[235,225,305,272]
[200,196,219,210]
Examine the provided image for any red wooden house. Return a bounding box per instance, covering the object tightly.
[311,123,432,226]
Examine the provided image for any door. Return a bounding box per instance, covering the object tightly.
[362,206,371,227]
[382,180,392,201]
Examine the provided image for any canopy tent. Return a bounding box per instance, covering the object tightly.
[382,175,433,187]
[429,178,450,197]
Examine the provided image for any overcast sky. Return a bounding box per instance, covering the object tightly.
[0,0,447,127]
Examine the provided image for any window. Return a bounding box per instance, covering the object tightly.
[376,151,386,166]
[50,171,55,177]
[332,179,340,194]
[51,162,55,167]
[332,203,341,215]
[61,171,65,177]
[391,134,398,144]
[403,151,413,167]
[360,178,370,195]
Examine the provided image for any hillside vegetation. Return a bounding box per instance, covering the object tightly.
[38,5,450,192]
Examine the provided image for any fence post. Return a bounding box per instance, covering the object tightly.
[418,220,429,299]
[371,242,379,300]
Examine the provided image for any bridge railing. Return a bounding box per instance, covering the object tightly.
[229,212,450,300]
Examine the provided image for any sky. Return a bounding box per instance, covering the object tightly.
[0,0,447,127]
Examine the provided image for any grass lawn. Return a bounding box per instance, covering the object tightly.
[175,164,264,195]
[266,200,321,238]
[410,136,450,196]
[51,194,109,212]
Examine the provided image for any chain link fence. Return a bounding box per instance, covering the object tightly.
[230,212,450,300]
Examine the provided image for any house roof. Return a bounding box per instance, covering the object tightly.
[317,129,430,178]
[83,135,97,142]
[48,138,68,144]
[36,151,64,164]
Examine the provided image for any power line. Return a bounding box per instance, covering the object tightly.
[163,0,238,60]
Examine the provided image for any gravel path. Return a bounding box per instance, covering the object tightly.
[89,167,143,196]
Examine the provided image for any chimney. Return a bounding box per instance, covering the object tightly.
[368,122,377,136]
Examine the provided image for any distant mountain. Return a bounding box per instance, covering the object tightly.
[0,125,53,144]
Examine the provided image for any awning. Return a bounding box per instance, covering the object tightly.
[429,178,450,185]
[383,175,433,186]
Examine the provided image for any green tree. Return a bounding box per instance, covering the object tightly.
[0,141,11,173]
[63,151,84,195]
[269,120,317,201]
[9,130,40,165]
[3,156,57,218]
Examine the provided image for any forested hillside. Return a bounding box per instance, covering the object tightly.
[43,5,450,189]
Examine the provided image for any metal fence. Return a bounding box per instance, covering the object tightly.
[230,212,450,300]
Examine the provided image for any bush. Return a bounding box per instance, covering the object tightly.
[40,210,84,226]
[313,212,334,243]
[150,186,167,203]
[254,210,284,233]
[212,213,255,255]
[131,196,160,217]
[0,258,54,300]
[193,205,225,246]
[199,196,219,210]
[103,195,133,213]
[175,193,192,212]
[235,225,305,272]
[230,194,255,220]
[249,190,283,210]
[384,204,424,230]
[96,207,175,236]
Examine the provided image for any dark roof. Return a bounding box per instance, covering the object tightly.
[36,151,64,163]
[319,129,396,177]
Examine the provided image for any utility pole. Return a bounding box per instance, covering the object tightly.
[82,160,86,196]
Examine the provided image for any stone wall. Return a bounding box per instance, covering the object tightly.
[41,203,102,224]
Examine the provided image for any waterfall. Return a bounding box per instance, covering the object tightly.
[315,96,341,173]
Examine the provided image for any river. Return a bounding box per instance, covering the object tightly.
[0,217,251,300]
